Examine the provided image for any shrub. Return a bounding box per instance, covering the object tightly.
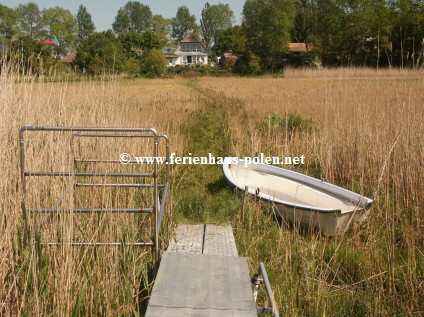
[142,48,167,76]
[124,57,142,74]
[256,112,316,133]
[247,54,262,74]
[168,64,219,76]
[73,31,127,75]
[9,35,62,75]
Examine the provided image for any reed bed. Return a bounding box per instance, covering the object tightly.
[0,60,200,316]
[1,62,422,316]
[197,72,423,316]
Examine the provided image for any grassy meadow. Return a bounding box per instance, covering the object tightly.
[1,66,423,316]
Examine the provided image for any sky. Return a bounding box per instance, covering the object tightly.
[0,1,245,31]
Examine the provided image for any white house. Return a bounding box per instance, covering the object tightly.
[165,32,208,66]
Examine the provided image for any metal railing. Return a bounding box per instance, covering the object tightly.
[19,126,170,262]
[252,262,280,317]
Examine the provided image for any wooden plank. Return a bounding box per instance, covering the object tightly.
[145,252,257,317]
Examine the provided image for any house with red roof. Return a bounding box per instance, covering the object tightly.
[288,43,314,53]
[41,39,57,47]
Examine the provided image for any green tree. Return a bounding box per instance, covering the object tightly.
[112,1,152,34]
[118,31,145,59]
[42,7,77,52]
[0,4,18,38]
[16,2,44,38]
[140,30,168,50]
[152,14,172,35]
[390,0,424,67]
[200,2,234,50]
[336,0,370,65]
[243,0,296,70]
[361,0,392,67]
[10,34,60,74]
[118,30,164,59]
[73,31,127,74]
[314,0,345,65]
[326,0,392,67]
[291,0,317,50]
[171,6,199,43]
[76,5,95,45]
[247,53,262,73]
[142,48,167,76]
[118,30,167,74]
[214,25,246,55]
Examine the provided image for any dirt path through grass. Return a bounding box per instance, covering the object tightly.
[172,79,244,224]
[168,78,418,316]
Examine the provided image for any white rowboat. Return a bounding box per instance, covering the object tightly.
[222,159,373,235]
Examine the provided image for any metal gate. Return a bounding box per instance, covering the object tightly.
[19,126,170,261]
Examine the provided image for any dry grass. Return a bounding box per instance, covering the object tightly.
[1,63,423,316]
[197,71,423,316]
[0,62,201,316]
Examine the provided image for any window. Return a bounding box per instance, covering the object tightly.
[181,43,203,52]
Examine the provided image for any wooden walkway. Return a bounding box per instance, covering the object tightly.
[145,224,258,317]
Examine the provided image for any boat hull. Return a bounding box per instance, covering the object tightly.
[222,159,373,235]
[272,203,368,235]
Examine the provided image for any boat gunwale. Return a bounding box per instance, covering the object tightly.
[222,159,374,214]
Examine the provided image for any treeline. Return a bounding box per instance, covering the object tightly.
[239,0,424,70]
[0,1,423,75]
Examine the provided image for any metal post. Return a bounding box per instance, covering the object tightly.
[242,186,249,223]
[153,132,159,262]
[19,128,26,211]
[259,262,279,317]
[70,134,76,200]
[19,128,30,244]
[163,135,170,181]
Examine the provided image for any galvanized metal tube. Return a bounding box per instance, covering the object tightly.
[160,134,170,181]
[73,133,158,138]
[20,126,158,133]
[19,128,26,211]
[158,182,170,230]
[19,128,30,244]
[47,242,155,247]
[75,183,164,188]
[157,135,170,235]
[30,208,154,213]
[153,133,159,262]
[24,172,154,177]
[19,126,168,252]
[75,159,139,164]
[259,262,279,317]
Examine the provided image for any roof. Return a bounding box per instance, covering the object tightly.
[288,43,314,52]
[176,32,209,54]
[41,39,56,46]
[181,33,202,43]
[62,51,77,63]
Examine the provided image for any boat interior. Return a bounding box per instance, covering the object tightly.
[229,164,364,213]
